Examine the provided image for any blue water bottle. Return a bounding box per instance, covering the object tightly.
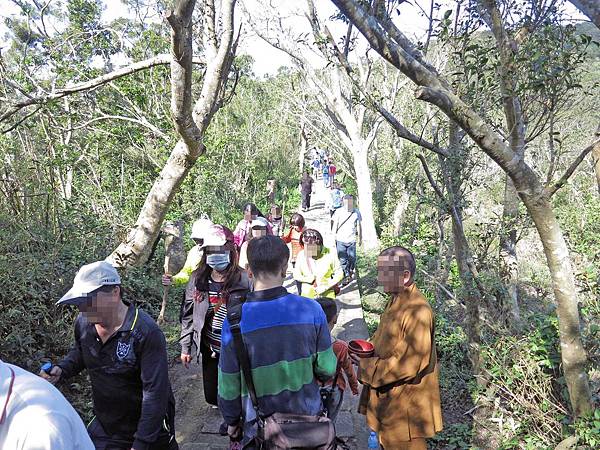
[368,430,378,449]
[40,361,54,374]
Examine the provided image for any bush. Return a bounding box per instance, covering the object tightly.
[480,315,568,446]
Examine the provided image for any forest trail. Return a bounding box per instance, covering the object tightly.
[171,179,370,449]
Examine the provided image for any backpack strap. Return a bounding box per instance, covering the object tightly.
[227,303,261,417]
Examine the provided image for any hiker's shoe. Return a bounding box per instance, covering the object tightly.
[219,421,228,436]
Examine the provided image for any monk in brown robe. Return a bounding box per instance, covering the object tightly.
[358,246,443,449]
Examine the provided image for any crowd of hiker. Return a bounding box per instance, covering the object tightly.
[1,164,442,450]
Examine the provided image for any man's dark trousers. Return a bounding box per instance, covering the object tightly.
[301,191,311,210]
[88,417,179,450]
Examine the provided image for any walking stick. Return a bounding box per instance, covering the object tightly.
[158,220,185,325]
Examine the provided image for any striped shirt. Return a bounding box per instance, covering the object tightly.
[218,286,337,444]
[205,278,226,353]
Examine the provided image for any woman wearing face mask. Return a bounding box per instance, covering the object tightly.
[233,203,273,249]
[179,224,251,408]
[282,213,306,294]
[293,228,343,299]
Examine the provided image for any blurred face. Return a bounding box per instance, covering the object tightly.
[344,197,354,211]
[251,226,267,238]
[205,245,227,256]
[192,238,204,247]
[78,287,118,325]
[377,255,412,293]
[244,209,254,222]
[271,206,281,218]
[305,243,320,258]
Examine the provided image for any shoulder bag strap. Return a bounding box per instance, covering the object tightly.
[331,344,342,388]
[227,304,261,415]
[335,211,355,234]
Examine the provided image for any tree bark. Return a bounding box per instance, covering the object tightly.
[392,191,410,235]
[353,144,379,249]
[299,121,308,174]
[107,0,237,268]
[481,0,524,329]
[421,120,483,375]
[499,179,522,327]
[594,140,600,195]
[521,194,592,416]
[331,0,593,416]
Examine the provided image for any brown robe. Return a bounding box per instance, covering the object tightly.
[358,284,443,447]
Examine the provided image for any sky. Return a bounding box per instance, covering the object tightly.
[0,0,589,77]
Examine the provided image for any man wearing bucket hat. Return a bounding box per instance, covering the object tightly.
[40,261,178,450]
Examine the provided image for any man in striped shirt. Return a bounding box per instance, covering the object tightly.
[218,235,337,446]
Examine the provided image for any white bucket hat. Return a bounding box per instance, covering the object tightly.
[56,261,121,306]
[190,218,213,240]
[250,217,269,229]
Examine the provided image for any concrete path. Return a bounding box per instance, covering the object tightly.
[175,179,370,449]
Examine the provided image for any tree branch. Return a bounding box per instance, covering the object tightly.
[568,0,600,30]
[192,0,238,134]
[316,16,449,158]
[0,54,204,125]
[545,131,600,197]
[166,0,203,151]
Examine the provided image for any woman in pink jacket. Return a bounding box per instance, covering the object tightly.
[233,203,273,248]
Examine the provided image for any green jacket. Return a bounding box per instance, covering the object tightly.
[172,246,203,286]
[293,247,343,299]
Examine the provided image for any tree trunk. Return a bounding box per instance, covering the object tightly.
[109,141,196,267]
[299,122,308,174]
[434,212,451,304]
[499,178,522,326]
[107,0,237,268]
[568,0,600,29]
[593,140,600,195]
[443,121,482,375]
[353,145,379,250]
[452,216,482,376]
[392,191,410,235]
[520,193,592,417]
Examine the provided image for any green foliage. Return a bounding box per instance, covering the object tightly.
[430,423,473,450]
[572,409,600,448]
[480,315,569,446]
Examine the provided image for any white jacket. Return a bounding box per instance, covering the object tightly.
[0,359,94,450]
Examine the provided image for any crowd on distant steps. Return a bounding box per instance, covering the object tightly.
[3,151,442,450]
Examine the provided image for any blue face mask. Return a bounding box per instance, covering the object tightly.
[206,253,230,272]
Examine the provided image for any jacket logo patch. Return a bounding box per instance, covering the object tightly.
[116,341,131,360]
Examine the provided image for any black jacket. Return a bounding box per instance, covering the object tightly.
[58,305,175,450]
